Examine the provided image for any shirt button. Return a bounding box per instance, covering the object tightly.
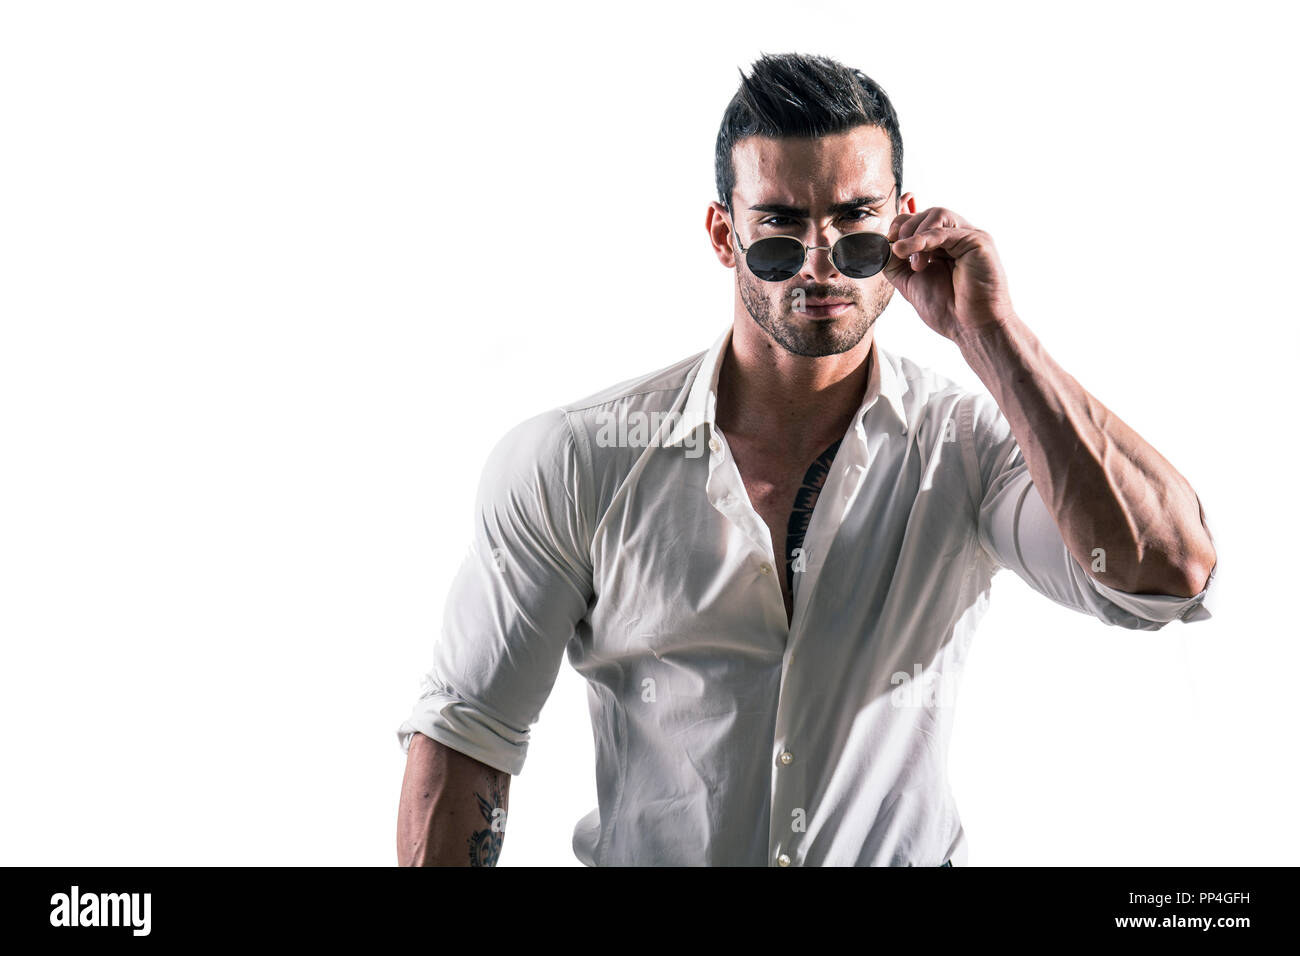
[759,563,771,575]
[777,853,791,867]
[778,750,794,766]
[708,437,721,453]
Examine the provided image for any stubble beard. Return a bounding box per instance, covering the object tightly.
[738,272,894,358]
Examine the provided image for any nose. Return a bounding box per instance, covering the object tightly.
[799,243,841,283]
[799,224,841,283]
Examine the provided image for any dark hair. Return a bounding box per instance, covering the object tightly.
[715,52,903,214]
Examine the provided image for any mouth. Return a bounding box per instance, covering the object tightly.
[799,300,853,318]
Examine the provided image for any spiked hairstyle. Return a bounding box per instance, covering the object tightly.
[715,52,904,215]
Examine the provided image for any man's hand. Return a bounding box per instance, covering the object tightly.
[883,207,1016,341]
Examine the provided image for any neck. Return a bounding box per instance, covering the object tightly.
[716,312,874,449]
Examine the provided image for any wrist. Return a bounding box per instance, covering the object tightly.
[954,313,1023,364]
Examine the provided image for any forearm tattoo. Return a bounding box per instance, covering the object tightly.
[467,776,506,866]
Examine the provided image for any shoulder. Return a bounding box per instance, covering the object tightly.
[558,348,706,462]
[880,347,1005,435]
[878,347,1016,507]
[559,349,704,419]
[463,408,579,532]
[481,347,707,495]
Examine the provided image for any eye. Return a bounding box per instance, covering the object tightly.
[758,210,877,228]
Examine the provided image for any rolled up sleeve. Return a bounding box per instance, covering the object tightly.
[395,408,594,774]
[963,393,1217,631]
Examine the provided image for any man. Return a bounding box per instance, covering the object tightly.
[395,52,1217,867]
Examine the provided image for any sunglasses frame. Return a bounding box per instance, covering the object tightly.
[724,185,900,281]
[733,230,895,282]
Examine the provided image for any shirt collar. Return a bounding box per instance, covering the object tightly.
[663,324,909,447]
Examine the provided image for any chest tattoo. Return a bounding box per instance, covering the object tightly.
[785,439,843,594]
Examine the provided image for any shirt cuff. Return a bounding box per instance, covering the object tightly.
[1078,489,1219,625]
[1081,557,1218,624]
[395,678,529,775]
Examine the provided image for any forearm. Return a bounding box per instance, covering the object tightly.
[397,733,511,866]
[955,314,1215,597]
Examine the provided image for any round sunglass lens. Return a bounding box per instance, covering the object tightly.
[746,237,804,281]
[833,232,892,278]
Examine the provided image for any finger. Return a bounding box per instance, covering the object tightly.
[889,210,934,243]
[890,226,985,261]
[913,207,958,235]
[888,207,967,243]
[887,212,919,242]
[882,243,911,279]
[896,211,949,262]
[936,207,970,229]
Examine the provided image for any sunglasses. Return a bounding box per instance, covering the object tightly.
[734,229,895,281]
[726,188,898,282]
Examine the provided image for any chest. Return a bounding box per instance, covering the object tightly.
[725,436,845,620]
[734,470,801,564]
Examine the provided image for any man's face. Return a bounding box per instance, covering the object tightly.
[723,125,907,357]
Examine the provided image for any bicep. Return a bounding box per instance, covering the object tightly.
[974,426,1214,630]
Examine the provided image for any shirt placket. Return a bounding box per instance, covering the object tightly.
[704,427,787,617]
[767,414,878,866]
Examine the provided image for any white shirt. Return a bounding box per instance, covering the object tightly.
[395,325,1217,866]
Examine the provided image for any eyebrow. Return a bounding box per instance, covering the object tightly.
[749,195,890,217]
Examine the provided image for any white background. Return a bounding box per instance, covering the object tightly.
[2,0,1295,866]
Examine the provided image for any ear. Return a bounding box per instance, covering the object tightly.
[706,201,738,268]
